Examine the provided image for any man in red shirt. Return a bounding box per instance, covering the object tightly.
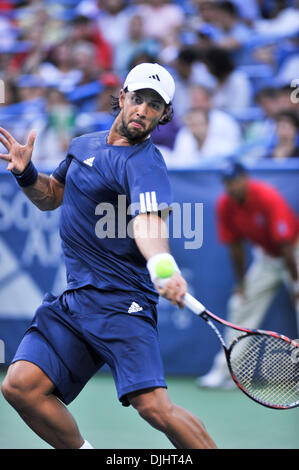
[197,161,299,389]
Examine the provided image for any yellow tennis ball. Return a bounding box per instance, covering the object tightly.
[155,259,175,279]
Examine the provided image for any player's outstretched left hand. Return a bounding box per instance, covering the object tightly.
[0,127,36,174]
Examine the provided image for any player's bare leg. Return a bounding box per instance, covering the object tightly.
[1,361,84,449]
[128,387,217,449]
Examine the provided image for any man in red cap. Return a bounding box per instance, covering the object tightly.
[197,160,299,389]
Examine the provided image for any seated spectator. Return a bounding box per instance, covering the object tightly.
[254,0,299,36]
[213,1,253,62]
[170,47,215,122]
[169,107,240,168]
[190,84,242,147]
[15,25,50,76]
[276,85,299,120]
[38,40,82,93]
[31,87,76,166]
[191,1,254,65]
[136,0,185,47]
[97,0,133,50]
[74,72,121,135]
[127,51,157,70]
[70,14,112,71]
[72,41,101,85]
[245,86,281,145]
[114,14,160,78]
[265,111,299,160]
[202,47,252,113]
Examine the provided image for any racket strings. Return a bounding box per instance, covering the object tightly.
[229,334,299,407]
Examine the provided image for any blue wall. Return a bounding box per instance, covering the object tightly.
[0,161,298,375]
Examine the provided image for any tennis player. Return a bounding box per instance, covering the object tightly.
[197,161,299,389]
[0,63,216,449]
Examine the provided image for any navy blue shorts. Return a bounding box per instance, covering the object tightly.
[12,287,167,406]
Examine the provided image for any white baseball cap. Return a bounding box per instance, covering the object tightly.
[123,63,175,104]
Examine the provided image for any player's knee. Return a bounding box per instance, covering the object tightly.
[2,372,36,411]
[136,398,174,432]
[1,375,23,408]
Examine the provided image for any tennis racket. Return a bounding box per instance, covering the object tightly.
[182,292,299,410]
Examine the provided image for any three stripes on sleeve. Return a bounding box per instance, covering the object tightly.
[139,191,158,213]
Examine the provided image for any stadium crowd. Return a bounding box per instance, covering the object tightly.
[0,0,298,168]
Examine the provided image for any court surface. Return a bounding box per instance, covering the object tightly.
[0,370,298,449]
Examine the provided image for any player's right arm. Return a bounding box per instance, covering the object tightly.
[133,212,187,308]
[0,127,64,211]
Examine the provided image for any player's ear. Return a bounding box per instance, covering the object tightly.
[119,89,126,109]
[159,104,171,124]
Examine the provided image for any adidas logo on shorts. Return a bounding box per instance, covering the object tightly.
[128,302,143,314]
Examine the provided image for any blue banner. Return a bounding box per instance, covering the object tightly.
[0,162,298,375]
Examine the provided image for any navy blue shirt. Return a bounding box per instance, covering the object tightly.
[52,130,173,304]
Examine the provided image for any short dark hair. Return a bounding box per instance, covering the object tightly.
[215,1,238,16]
[275,110,299,130]
[110,88,174,125]
[203,47,234,80]
[255,86,279,101]
[71,14,91,26]
[177,47,198,65]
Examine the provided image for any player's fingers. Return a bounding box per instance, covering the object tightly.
[27,129,37,149]
[0,135,11,151]
[0,152,10,162]
[176,283,187,303]
[0,126,15,145]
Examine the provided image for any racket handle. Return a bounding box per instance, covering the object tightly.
[183,293,206,315]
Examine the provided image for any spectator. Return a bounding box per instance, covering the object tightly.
[243,85,299,161]
[38,40,82,93]
[72,41,101,85]
[213,1,253,59]
[276,85,299,120]
[170,107,239,168]
[32,87,76,166]
[16,25,49,76]
[245,86,280,144]
[202,47,252,113]
[74,72,121,134]
[266,111,299,160]
[190,84,242,149]
[188,0,219,32]
[70,14,113,71]
[171,47,215,122]
[254,0,299,37]
[127,51,158,70]
[114,14,160,78]
[97,0,133,49]
[136,0,185,47]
